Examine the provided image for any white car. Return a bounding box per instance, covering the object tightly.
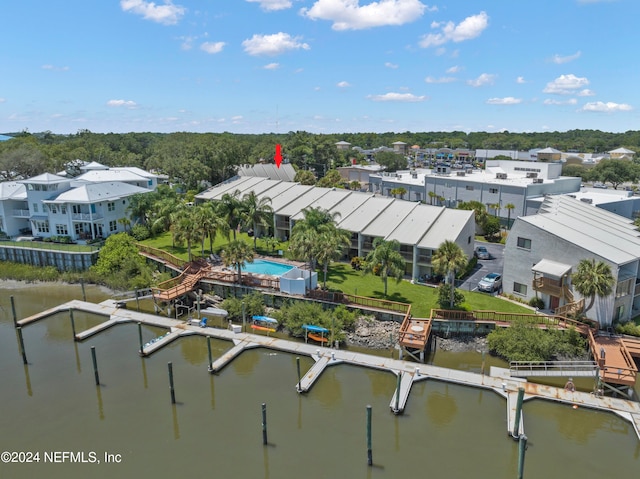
[478,273,502,293]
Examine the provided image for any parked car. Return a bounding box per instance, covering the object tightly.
[474,246,490,260]
[478,273,502,293]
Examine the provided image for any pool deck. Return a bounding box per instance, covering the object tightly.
[15,299,640,442]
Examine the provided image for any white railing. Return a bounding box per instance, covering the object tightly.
[509,361,598,378]
[12,209,30,217]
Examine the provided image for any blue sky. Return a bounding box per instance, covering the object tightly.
[1,0,638,135]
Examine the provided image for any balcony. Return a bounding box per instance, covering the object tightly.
[533,277,565,298]
[72,213,103,221]
[12,209,30,218]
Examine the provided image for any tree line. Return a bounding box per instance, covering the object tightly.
[3,129,640,190]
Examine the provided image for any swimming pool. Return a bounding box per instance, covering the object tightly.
[242,259,294,276]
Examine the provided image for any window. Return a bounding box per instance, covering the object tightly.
[74,224,83,235]
[513,282,528,295]
[33,203,38,213]
[50,205,58,214]
[56,224,68,235]
[107,202,115,212]
[109,220,117,232]
[466,185,474,191]
[61,205,67,214]
[72,205,82,214]
[35,221,49,233]
[517,237,531,249]
[489,188,498,194]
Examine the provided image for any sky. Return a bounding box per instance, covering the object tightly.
[1,0,638,135]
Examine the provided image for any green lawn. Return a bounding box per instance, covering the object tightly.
[141,231,532,317]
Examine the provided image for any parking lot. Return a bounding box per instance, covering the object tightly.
[458,241,505,294]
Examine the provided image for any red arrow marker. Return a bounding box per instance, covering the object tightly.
[274,144,282,168]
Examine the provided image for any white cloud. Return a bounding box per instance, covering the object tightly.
[543,98,578,105]
[581,101,632,112]
[367,92,426,102]
[200,42,226,54]
[120,0,185,25]
[107,99,138,109]
[42,64,70,71]
[516,76,526,84]
[246,0,292,11]
[419,11,489,48]
[242,32,310,56]
[385,62,399,69]
[337,81,351,88]
[467,73,496,87]
[424,76,456,84]
[577,89,595,97]
[0,98,5,103]
[263,62,280,70]
[446,65,462,74]
[301,0,427,31]
[543,74,589,94]
[551,51,581,64]
[486,97,522,105]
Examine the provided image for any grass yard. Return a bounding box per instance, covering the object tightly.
[141,232,532,317]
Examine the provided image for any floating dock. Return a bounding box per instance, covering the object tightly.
[15,299,640,442]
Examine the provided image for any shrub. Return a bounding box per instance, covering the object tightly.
[220,292,265,322]
[130,224,151,241]
[528,297,545,309]
[437,283,465,309]
[615,321,640,337]
[350,256,363,270]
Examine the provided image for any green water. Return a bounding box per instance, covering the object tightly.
[0,283,638,478]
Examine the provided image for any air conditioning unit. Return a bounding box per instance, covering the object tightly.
[456,171,466,176]
[533,178,543,184]
[526,172,538,178]
[411,173,418,179]
[496,173,507,179]
[580,198,593,204]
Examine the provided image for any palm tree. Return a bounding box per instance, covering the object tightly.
[316,229,351,289]
[221,239,255,286]
[170,207,200,261]
[432,240,468,308]
[218,190,243,239]
[195,203,229,255]
[241,191,273,250]
[505,203,515,230]
[428,190,437,205]
[363,238,405,296]
[151,196,179,236]
[571,258,615,317]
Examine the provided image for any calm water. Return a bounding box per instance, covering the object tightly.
[0,282,638,479]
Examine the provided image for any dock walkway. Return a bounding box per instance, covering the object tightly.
[15,299,640,442]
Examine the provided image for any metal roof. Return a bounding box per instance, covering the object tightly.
[523,195,640,265]
[385,204,444,244]
[338,196,394,232]
[289,189,353,221]
[46,182,151,204]
[361,200,417,238]
[417,209,473,250]
[277,187,333,217]
[532,259,572,278]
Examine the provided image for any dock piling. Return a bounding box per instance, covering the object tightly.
[168,362,176,404]
[70,309,76,340]
[10,295,17,327]
[137,322,144,355]
[394,373,401,412]
[80,277,86,302]
[16,326,27,364]
[517,434,528,479]
[207,337,213,372]
[296,357,302,392]
[513,387,525,437]
[90,346,100,386]
[366,404,372,466]
[261,403,268,445]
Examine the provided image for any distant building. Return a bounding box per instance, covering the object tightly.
[237,163,296,182]
[609,147,636,160]
[335,140,351,151]
[369,160,581,221]
[503,195,640,325]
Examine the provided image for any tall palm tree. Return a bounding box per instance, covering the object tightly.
[572,258,615,317]
[432,240,468,307]
[195,203,229,255]
[221,239,254,286]
[316,228,351,289]
[505,203,515,230]
[363,238,405,296]
[218,190,243,239]
[428,190,437,205]
[241,191,273,250]
[170,207,200,261]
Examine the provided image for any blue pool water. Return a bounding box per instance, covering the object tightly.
[242,259,294,276]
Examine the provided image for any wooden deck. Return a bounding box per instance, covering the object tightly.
[590,331,638,387]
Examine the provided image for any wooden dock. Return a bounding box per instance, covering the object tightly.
[14,299,640,442]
